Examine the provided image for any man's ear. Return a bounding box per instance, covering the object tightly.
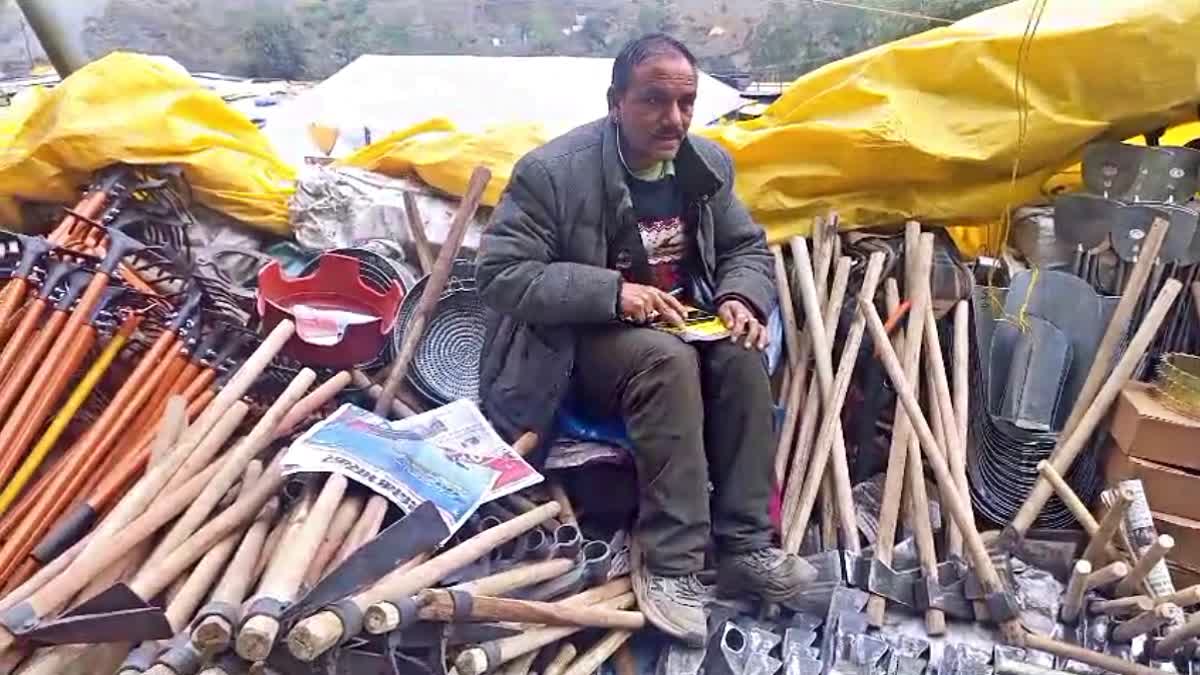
[606,86,619,117]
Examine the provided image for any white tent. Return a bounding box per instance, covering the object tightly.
[265,54,748,164]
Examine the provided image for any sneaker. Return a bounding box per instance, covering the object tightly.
[631,543,708,646]
[717,547,817,603]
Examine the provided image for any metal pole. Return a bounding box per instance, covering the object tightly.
[15,0,90,76]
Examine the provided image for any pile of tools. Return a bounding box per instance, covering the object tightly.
[762,220,1192,674]
[0,157,1195,675]
[0,165,295,594]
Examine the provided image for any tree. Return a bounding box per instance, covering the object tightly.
[527,5,562,54]
[242,11,306,79]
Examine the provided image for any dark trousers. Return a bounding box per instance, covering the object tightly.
[574,326,775,575]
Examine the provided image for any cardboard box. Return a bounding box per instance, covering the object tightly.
[1155,511,1200,574]
[1109,383,1200,471]
[1168,563,1200,590]
[1107,446,1200,522]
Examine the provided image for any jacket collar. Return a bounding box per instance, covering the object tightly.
[600,118,723,208]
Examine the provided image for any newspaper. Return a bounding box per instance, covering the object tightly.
[283,400,542,534]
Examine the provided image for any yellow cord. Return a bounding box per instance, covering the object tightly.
[0,323,131,515]
[986,0,1050,324]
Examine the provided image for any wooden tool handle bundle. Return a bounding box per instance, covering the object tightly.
[0,358,344,656]
[287,501,561,662]
[236,473,348,662]
[454,579,635,675]
[864,225,941,632]
[778,241,859,553]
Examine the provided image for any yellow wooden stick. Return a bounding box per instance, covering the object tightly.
[0,315,136,515]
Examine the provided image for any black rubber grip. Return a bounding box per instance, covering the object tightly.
[32,504,98,563]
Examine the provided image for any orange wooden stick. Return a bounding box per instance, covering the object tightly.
[0,328,176,583]
[0,314,84,485]
[0,308,66,430]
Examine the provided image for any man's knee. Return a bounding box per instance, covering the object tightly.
[706,341,770,391]
[640,334,700,379]
[621,331,701,408]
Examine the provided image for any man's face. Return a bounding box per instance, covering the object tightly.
[613,53,698,167]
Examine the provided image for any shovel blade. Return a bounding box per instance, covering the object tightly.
[285,500,447,621]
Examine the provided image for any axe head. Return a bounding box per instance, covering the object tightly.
[994,527,1084,581]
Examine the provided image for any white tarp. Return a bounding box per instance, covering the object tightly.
[265,54,748,165]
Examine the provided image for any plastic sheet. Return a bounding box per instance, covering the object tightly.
[0,52,296,234]
[702,0,1200,241]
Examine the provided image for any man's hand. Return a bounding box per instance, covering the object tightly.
[719,299,768,350]
[620,283,687,328]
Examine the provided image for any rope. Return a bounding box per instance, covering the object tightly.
[809,0,956,24]
[986,0,1051,323]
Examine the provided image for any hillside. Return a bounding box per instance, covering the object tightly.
[1,0,1007,81]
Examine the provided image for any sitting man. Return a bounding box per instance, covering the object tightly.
[476,34,813,645]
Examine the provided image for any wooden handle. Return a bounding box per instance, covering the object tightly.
[330,495,388,570]
[1025,631,1166,675]
[787,253,885,557]
[1036,461,1098,534]
[190,320,297,443]
[1081,488,1134,566]
[949,299,973,558]
[1062,219,1169,438]
[132,461,281,601]
[305,494,365,586]
[1061,560,1092,624]
[191,499,279,653]
[403,191,436,276]
[351,370,417,419]
[415,590,644,629]
[1157,609,1200,657]
[376,166,491,417]
[1117,534,1173,597]
[83,397,232,557]
[924,301,959,555]
[1013,280,1182,536]
[561,629,634,675]
[770,245,804,484]
[904,234,946,636]
[542,644,578,675]
[17,451,229,625]
[277,371,352,438]
[1091,595,1154,618]
[871,229,939,630]
[287,501,560,661]
[455,592,635,675]
[858,295,1018,639]
[866,279,915,628]
[512,432,539,458]
[777,242,854,552]
[1111,604,1175,643]
[147,369,316,570]
[238,474,348,662]
[1157,584,1200,608]
[548,481,577,526]
[451,558,575,597]
[165,520,244,632]
[1085,561,1129,591]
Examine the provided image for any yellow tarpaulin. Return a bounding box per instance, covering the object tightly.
[340,119,550,209]
[0,52,296,234]
[344,0,1200,255]
[705,0,1200,242]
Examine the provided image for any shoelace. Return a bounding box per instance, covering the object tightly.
[649,574,708,608]
[742,548,785,571]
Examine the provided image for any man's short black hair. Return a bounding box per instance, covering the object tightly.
[611,33,697,96]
